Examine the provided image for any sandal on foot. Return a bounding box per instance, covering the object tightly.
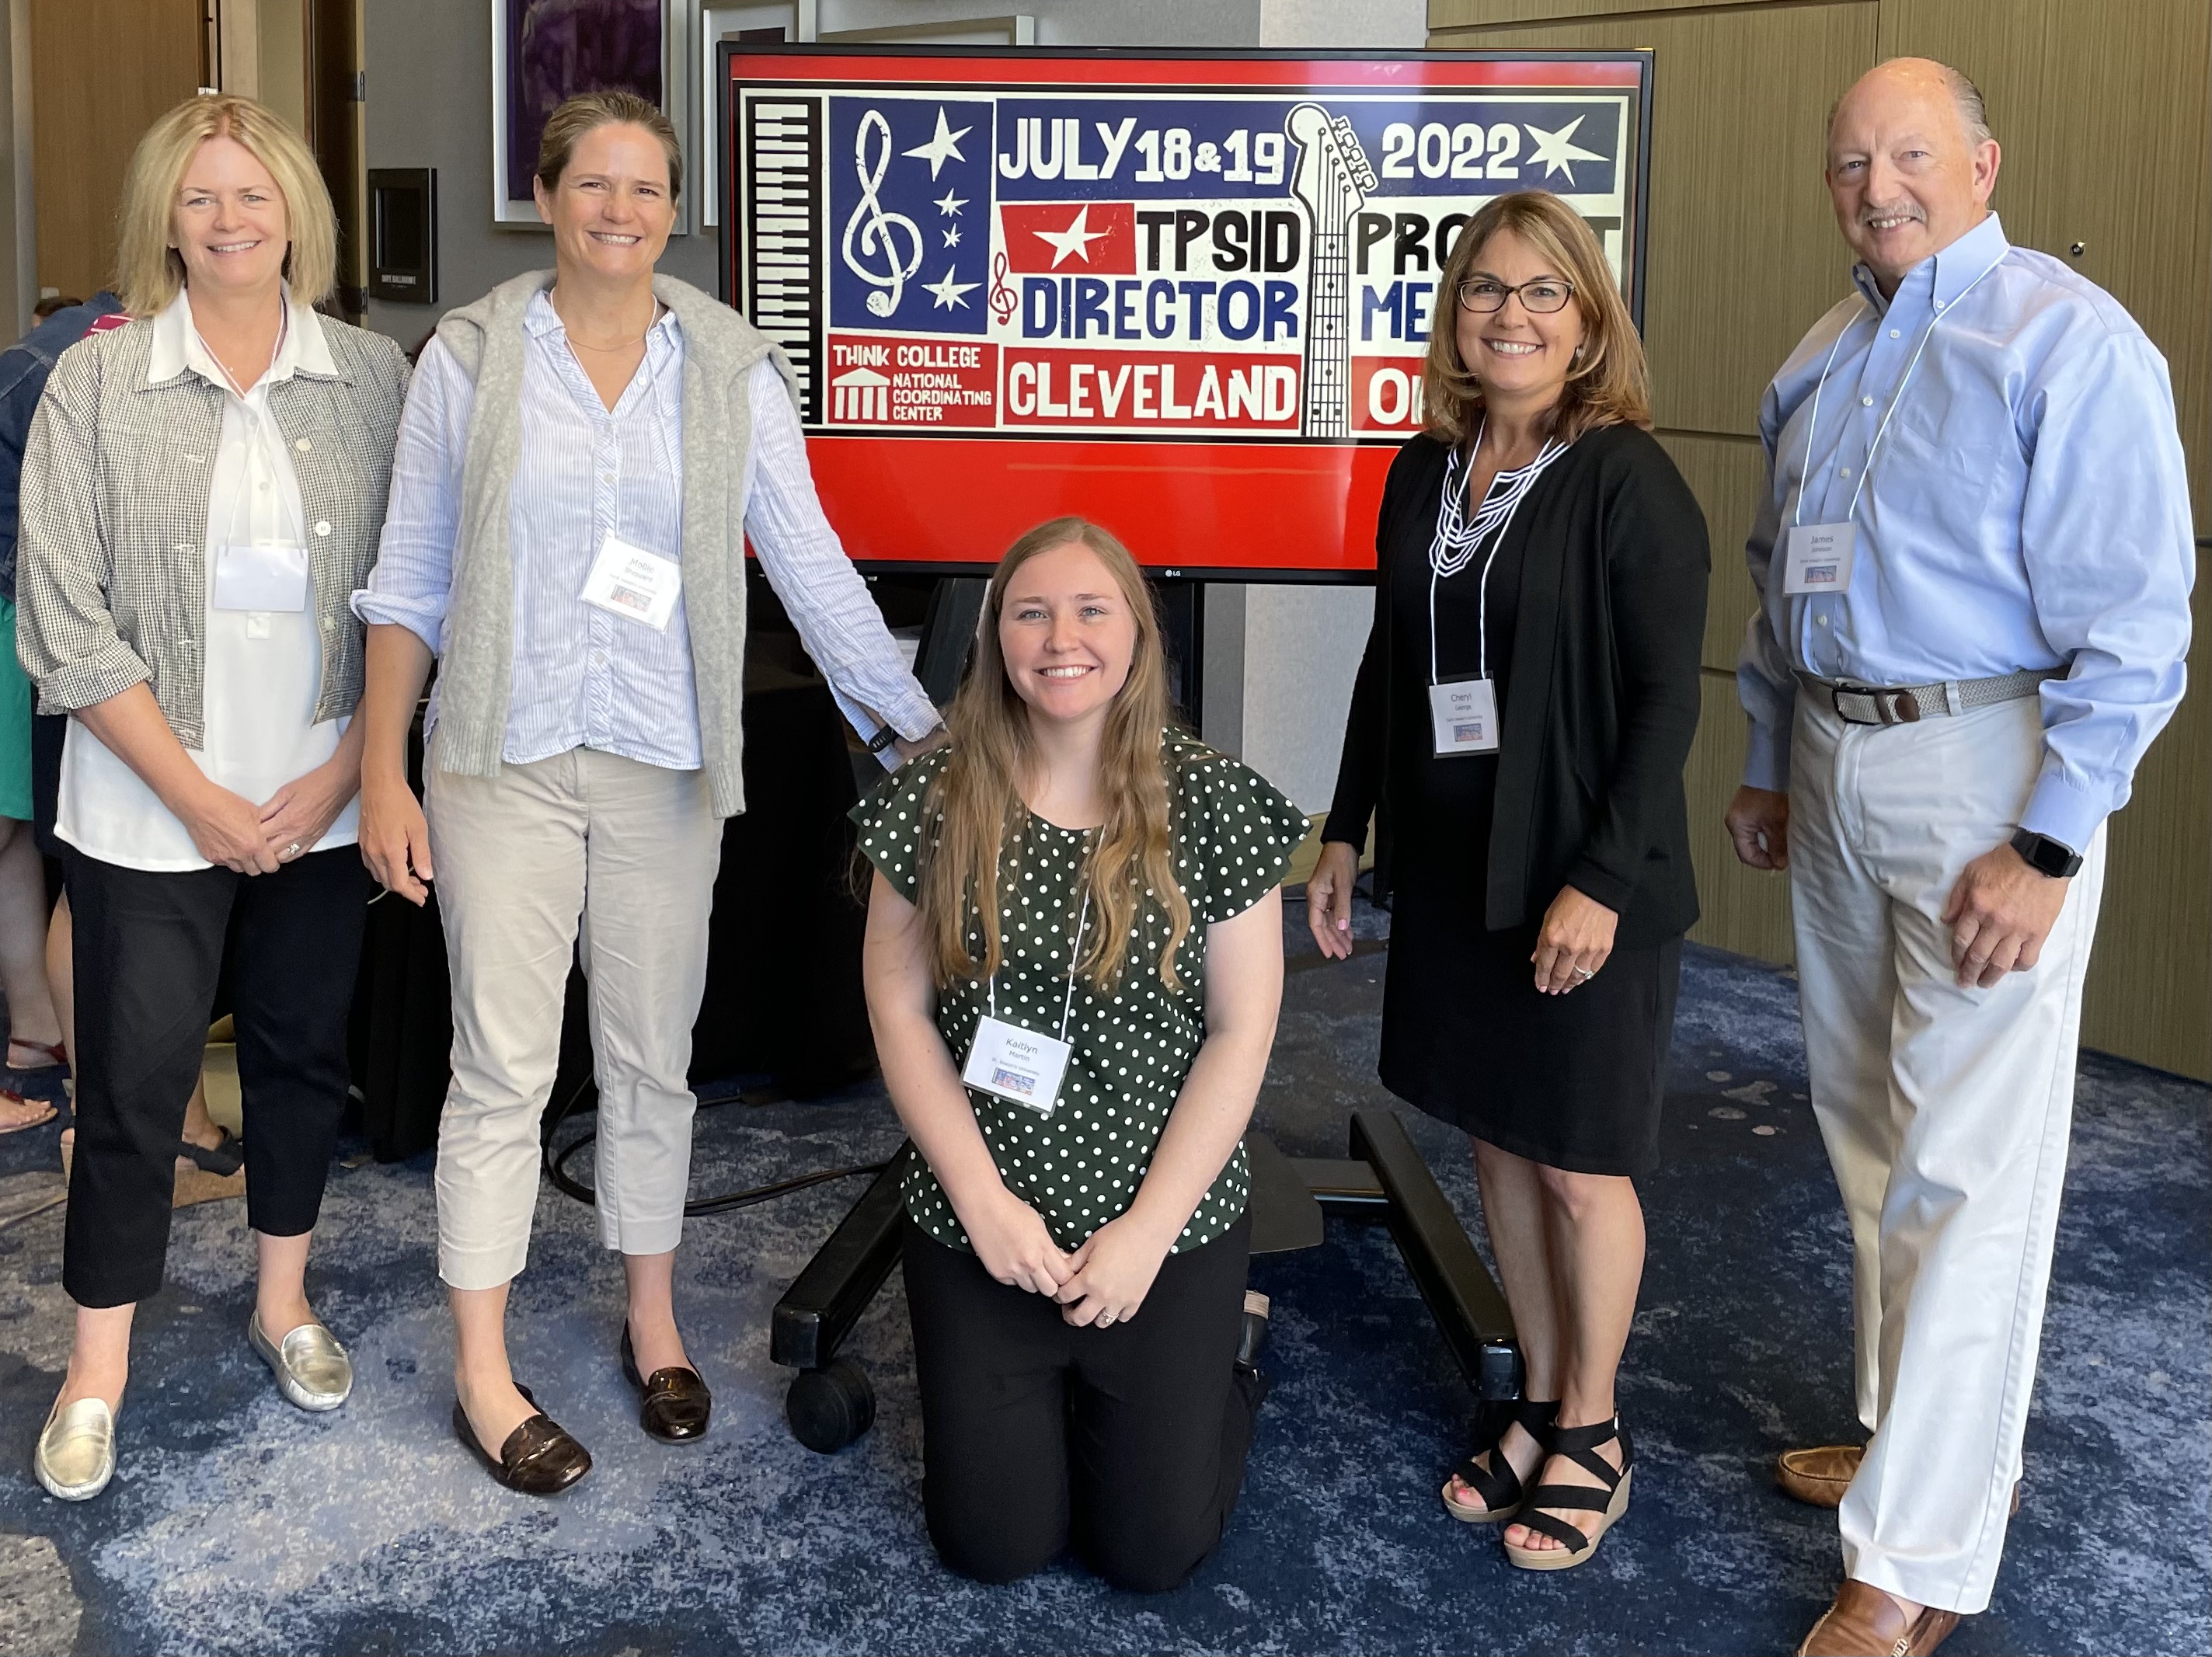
[1503,1415,1635,1571]
[179,1128,244,1176]
[0,1088,57,1136]
[1441,1398,1558,1523]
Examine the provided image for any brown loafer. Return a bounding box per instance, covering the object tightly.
[622,1326,712,1443]
[1778,1443,1863,1508]
[1777,1444,2020,1514]
[452,1383,591,1495]
[1799,1579,1959,1656]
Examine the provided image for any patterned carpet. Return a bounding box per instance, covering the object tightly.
[0,907,2204,1655]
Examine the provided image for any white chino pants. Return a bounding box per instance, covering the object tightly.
[1788,686,2105,1615]
[426,745,724,1290]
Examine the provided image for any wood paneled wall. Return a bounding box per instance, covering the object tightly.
[1433,0,2211,1078]
[29,0,203,302]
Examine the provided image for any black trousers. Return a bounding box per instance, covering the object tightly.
[901,1210,1265,1593]
[62,844,368,1308]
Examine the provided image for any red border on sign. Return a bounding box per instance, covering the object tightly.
[729,53,1642,91]
[801,437,1394,576]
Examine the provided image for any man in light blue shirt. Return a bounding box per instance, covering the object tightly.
[1724,57,2193,1657]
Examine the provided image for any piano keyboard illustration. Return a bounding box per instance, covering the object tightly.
[744,96,826,424]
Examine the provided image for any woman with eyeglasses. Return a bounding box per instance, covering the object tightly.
[1308,191,1707,1572]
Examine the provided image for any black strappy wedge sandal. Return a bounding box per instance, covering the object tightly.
[1503,1415,1635,1571]
[1440,1398,1558,1524]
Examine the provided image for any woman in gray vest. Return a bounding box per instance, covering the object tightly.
[353,92,940,1493]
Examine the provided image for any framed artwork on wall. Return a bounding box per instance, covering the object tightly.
[491,0,692,231]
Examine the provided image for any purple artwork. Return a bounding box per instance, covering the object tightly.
[504,0,664,205]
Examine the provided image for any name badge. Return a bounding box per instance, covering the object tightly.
[1782,523,1855,595]
[212,543,309,612]
[580,532,682,632]
[961,1014,1073,1117]
[1429,677,1500,757]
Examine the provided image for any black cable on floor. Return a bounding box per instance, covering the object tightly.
[539,1076,887,1217]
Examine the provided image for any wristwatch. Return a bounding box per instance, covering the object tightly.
[2009,827,2083,879]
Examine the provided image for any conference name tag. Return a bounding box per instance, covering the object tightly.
[212,543,309,612]
[580,532,682,632]
[1782,522,1855,595]
[961,1014,1073,1118]
[1429,677,1500,757]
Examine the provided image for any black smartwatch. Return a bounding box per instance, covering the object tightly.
[2009,827,2083,879]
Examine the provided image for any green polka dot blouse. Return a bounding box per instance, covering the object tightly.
[852,730,1309,1255]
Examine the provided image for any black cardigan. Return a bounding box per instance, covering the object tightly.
[1322,425,1711,948]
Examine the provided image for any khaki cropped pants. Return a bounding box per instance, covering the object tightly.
[426,745,723,1290]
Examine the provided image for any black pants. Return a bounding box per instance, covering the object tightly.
[901,1210,1265,1593]
[63,844,368,1308]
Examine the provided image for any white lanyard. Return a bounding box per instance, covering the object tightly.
[1792,249,2008,529]
[986,883,1091,1044]
[1426,421,1568,684]
[195,307,308,552]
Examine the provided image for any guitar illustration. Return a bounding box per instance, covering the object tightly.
[1285,103,1377,440]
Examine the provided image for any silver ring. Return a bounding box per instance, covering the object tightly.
[1096,1312,1115,1328]
[1572,965,1594,980]
[283,841,302,860]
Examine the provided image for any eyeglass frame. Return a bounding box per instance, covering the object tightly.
[1455,276,1578,315]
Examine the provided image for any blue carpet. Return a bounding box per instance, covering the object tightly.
[1,912,2205,1655]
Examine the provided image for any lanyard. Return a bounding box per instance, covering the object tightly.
[1426,420,1568,685]
[986,881,1092,1043]
[194,304,308,553]
[1792,248,2008,529]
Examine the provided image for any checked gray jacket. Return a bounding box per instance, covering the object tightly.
[13,310,407,748]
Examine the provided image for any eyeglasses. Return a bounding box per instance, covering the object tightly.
[1456,277,1576,315]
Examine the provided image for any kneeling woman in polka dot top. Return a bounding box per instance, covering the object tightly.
[855,516,1308,1592]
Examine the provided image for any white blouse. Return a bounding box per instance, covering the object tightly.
[57,288,358,872]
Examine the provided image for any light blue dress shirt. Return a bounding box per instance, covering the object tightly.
[355,289,937,770]
[1737,212,2195,851]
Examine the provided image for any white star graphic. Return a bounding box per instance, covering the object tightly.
[943,227,962,248]
[934,190,967,216]
[902,107,972,179]
[1033,204,1109,268]
[1521,116,1606,186]
[923,265,980,309]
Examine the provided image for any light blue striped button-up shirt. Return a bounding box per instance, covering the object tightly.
[1737,212,2196,851]
[355,289,937,769]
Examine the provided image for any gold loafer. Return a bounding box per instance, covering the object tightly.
[34,1397,117,1502]
[249,1313,354,1412]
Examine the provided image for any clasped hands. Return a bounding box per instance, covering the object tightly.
[182,761,356,875]
[960,1185,1170,1328]
[1724,785,2071,988]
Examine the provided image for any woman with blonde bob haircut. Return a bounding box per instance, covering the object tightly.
[1311,191,1710,1570]
[16,93,407,1500]
[855,517,1308,1590]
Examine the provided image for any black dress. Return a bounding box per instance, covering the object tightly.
[1323,430,1708,1178]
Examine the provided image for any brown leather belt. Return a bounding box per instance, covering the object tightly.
[1803,668,2057,727]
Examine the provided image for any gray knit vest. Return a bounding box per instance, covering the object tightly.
[429,269,796,817]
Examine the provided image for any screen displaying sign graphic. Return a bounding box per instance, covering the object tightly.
[722,49,1650,576]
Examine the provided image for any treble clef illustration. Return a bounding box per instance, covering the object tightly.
[842,109,925,317]
[988,252,1016,325]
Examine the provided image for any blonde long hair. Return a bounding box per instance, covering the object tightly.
[1422,190,1651,447]
[915,518,1192,996]
[114,94,337,316]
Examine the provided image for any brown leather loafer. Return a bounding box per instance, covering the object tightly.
[622,1327,712,1443]
[1799,1579,1959,1656]
[1777,1444,2020,1514]
[1778,1443,1863,1508]
[452,1383,591,1495]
